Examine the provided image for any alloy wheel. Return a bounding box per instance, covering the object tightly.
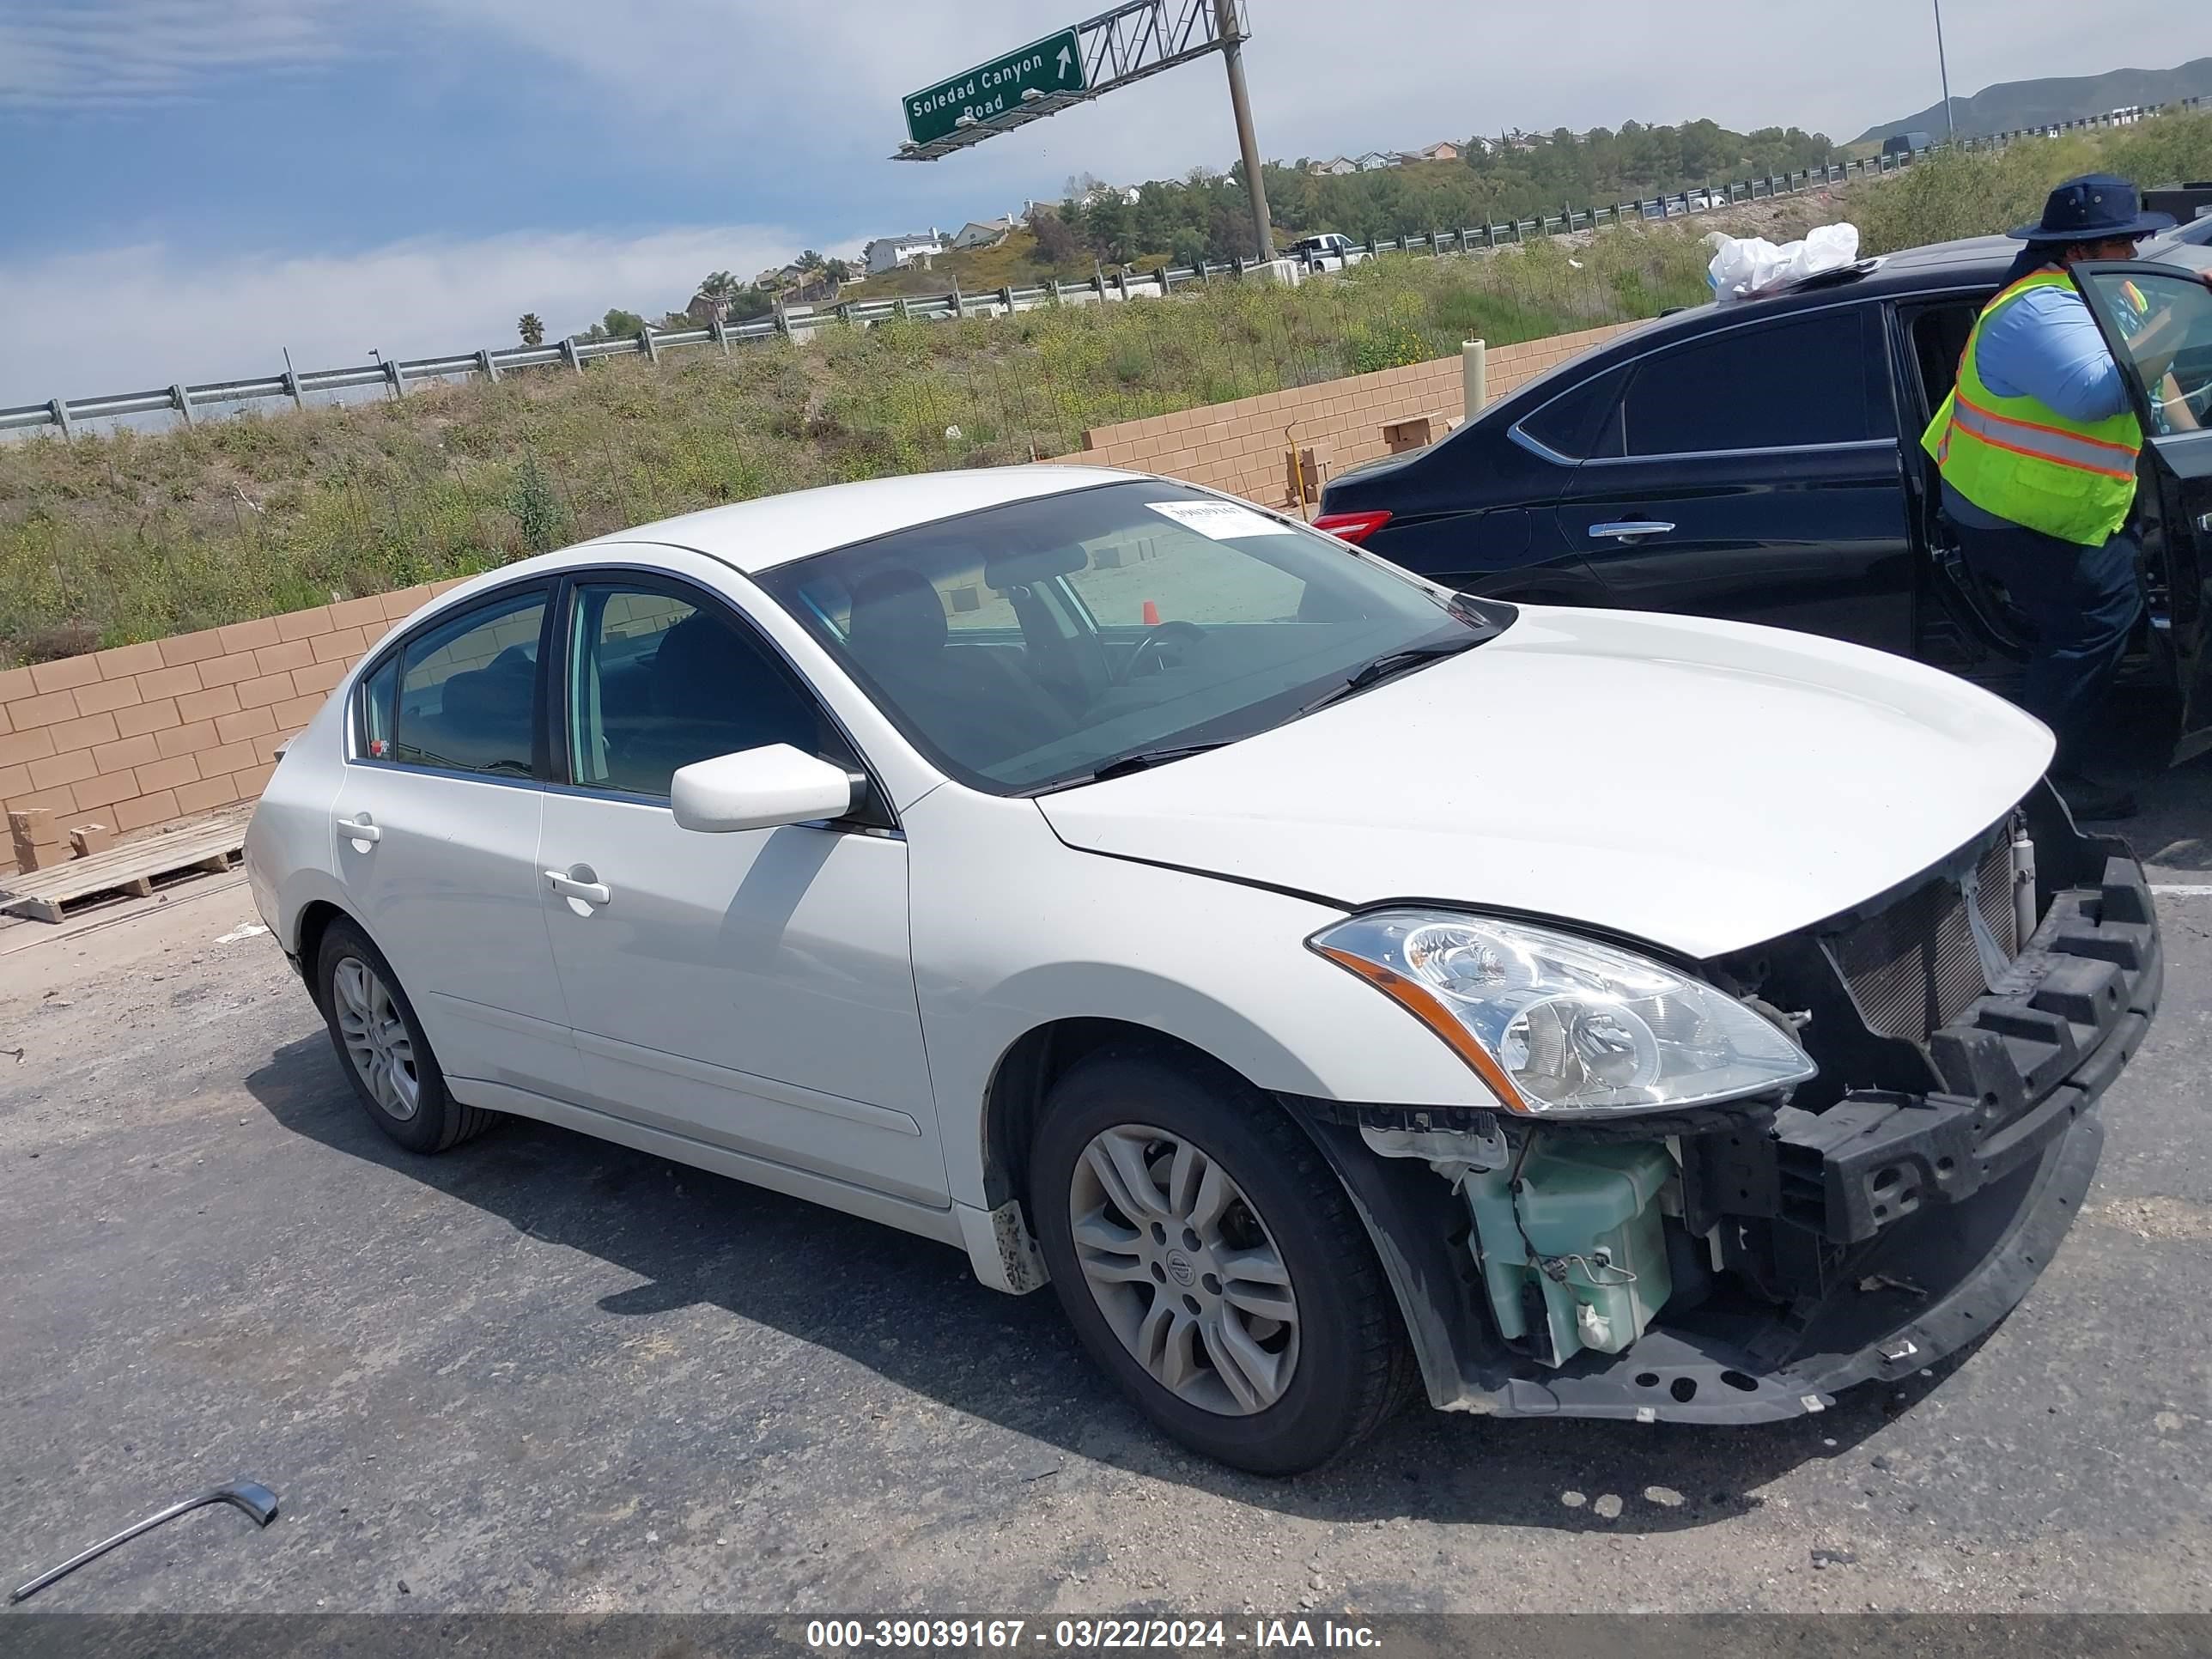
[332,956,421,1121]
[1067,1124,1300,1416]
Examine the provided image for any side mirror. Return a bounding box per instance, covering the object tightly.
[670,744,856,834]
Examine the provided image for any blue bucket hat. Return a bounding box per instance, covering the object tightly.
[2008,173,2176,243]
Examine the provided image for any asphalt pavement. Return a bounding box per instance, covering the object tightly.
[0,766,2208,1618]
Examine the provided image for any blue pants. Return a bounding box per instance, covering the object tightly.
[1951,519,2143,769]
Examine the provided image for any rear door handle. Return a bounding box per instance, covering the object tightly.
[1588,520,1677,541]
[544,870,611,907]
[335,816,381,844]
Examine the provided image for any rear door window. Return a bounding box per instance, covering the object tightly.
[390,589,547,777]
[1615,309,1881,455]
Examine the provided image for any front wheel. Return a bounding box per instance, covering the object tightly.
[1030,1047,1412,1474]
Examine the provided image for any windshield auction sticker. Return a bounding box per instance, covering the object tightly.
[1145,501,1295,539]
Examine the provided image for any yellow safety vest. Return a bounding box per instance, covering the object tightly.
[1919,269,2143,547]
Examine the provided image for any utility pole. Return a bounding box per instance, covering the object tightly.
[1932,0,1956,142]
[1215,0,1274,262]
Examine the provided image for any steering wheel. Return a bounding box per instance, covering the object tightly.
[1120,619,1209,682]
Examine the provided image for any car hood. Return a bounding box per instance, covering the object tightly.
[1035,606,2054,960]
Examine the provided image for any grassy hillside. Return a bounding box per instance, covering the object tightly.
[1856,109,2212,251]
[1855,58,2212,146]
[0,232,1711,664]
[6,107,2206,665]
[838,228,1097,300]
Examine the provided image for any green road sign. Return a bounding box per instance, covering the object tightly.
[904,28,1086,147]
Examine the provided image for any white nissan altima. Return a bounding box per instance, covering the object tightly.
[246,465,2160,1472]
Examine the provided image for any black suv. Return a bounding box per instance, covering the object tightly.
[1316,238,2212,758]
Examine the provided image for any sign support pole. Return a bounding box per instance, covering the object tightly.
[1215,0,1273,262]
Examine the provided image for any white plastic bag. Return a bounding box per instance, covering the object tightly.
[1707,222,1860,304]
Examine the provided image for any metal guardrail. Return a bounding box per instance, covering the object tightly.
[7,94,2203,438]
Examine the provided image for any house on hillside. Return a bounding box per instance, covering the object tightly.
[951,215,1018,250]
[864,230,945,275]
[1306,155,1360,176]
[1401,141,1460,163]
[1354,151,1397,172]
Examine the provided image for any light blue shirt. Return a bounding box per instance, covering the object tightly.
[1942,281,2132,532]
[1972,284,2131,423]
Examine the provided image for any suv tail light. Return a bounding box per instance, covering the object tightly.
[1312,509,1393,545]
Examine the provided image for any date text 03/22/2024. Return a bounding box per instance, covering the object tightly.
[805,1619,1384,1650]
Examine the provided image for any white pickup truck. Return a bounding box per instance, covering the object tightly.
[1288,232,1365,271]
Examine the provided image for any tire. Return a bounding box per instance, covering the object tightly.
[1030,1045,1413,1474]
[314,918,497,1154]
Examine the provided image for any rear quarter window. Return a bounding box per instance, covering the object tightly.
[1615,307,1887,454]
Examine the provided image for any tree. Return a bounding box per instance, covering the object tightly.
[1029,205,1081,265]
[602,307,646,338]
[823,258,854,284]
[517,313,545,347]
[796,249,827,273]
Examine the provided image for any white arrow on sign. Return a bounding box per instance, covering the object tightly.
[1056,45,1073,81]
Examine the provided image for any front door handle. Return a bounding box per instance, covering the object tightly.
[336,816,381,845]
[1588,520,1677,541]
[544,869,611,908]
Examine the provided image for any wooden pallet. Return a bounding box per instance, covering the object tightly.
[0,811,249,923]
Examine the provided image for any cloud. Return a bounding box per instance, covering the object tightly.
[405,0,2211,179]
[0,223,816,406]
[0,0,361,110]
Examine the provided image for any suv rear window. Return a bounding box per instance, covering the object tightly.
[1613,309,1882,455]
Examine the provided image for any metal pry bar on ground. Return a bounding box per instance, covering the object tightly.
[9,1481,279,1604]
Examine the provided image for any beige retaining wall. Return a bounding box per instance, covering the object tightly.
[1,324,1634,877]
[0,581,472,878]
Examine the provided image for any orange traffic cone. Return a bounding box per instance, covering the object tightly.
[1142,599,1161,626]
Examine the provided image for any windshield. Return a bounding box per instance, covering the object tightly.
[758,479,1508,793]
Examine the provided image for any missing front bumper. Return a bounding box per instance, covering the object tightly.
[1290,842,2161,1426]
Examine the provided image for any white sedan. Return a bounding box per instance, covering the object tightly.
[246,465,2160,1472]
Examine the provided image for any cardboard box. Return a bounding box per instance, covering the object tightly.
[1382,416,1434,453]
[1286,442,1332,507]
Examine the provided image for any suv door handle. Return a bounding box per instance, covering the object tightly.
[544,869,611,907]
[1589,520,1677,541]
[335,816,381,844]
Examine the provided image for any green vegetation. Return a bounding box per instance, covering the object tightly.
[600,118,1841,325]
[0,234,1710,663]
[1259,121,1839,250]
[1857,111,2212,252]
[8,110,2206,665]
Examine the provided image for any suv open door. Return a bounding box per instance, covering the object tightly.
[2072,259,2212,760]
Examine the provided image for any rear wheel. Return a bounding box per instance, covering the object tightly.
[1030,1046,1411,1474]
[314,918,496,1154]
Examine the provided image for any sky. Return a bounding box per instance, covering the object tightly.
[2,0,2203,407]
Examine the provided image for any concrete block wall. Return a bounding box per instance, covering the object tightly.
[0,580,471,877]
[0,325,1634,875]
[1063,323,1637,507]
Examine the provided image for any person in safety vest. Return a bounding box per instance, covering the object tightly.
[1923,173,2199,822]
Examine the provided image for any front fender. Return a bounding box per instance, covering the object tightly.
[902,787,1502,1210]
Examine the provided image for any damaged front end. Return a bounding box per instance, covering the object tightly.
[1291,783,2160,1424]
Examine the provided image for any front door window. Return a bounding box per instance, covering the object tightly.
[2072,266,2212,434]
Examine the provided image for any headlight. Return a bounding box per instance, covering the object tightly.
[1310,910,1814,1116]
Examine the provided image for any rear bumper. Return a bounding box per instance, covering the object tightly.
[1296,845,2160,1425]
